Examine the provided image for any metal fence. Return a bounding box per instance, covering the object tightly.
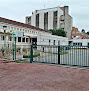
[1,44,89,67]
[30,45,89,67]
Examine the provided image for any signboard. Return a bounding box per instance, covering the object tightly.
[12,32,24,37]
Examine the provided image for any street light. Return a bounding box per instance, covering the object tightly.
[3,26,7,56]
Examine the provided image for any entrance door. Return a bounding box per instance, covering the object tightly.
[88,43,89,48]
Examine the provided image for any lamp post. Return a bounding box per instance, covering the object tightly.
[3,26,7,56]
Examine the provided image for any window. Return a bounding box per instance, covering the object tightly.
[49,40,50,45]
[26,38,29,42]
[78,43,82,46]
[17,28,19,31]
[7,26,10,30]
[18,37,21,42]
[11,27,13,30]
[0,25,3,29]
[14,27,16,30]
[53,40,55,45]
[58,41,60,45]
[1,36,4,41]
[73,43,77,46]
[20,29,22,31]
[22,38,25,42]
[8,36,12,41]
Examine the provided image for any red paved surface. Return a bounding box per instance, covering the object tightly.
[0,61,89,91]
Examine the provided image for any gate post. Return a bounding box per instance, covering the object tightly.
[58,46,60,64]
[30,45,33,63]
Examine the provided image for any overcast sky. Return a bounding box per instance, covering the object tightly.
[0,0,89,32]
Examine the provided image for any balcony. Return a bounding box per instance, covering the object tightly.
[60,23,65,28]
[60,15,65,21]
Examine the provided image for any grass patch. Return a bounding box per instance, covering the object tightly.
[60,50,68,55]
[16,61,25,63]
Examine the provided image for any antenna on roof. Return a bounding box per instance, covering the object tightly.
[44,2,45,9]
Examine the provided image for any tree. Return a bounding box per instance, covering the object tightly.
[81,29,85,33]
[86,31,89,35]
[49,29,66,37]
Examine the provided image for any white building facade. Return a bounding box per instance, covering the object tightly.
[37,33,68,53]
[0,17,49,49]
[26,6,73,39]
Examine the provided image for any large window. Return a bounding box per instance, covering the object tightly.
[18,37,21,42]
[26,38,29,42]
[22,38,25,42]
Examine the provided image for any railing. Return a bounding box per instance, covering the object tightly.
[30,45,89,67]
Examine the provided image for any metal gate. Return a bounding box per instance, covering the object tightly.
[30,45,89,67]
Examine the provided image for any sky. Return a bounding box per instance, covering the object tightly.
[0,0,89,32]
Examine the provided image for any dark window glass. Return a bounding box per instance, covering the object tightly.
[18,37,21,42]
[22,38,25,42]
[53,40,55,45]
[26,38,28,42]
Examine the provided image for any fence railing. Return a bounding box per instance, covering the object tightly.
[30,45,89,67]
[1,44,89,67]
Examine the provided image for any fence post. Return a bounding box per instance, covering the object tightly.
[58,46,60,64]
[30,45,33,63]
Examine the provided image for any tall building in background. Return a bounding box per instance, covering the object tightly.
[25,6,73,39]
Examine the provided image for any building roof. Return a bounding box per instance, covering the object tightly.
[60,7,64,11]
[36,6,64,12]
[71,27,89,39]
[0,17,48,32]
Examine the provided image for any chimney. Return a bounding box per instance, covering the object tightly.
[64,6,69,15]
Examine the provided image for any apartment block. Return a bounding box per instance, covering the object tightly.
[26,6,73,39]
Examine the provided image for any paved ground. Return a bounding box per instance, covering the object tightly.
[0,61,89,91]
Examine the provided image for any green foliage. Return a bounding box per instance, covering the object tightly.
[16,61,25,63]
[86,31,89,35]
[60,50,68,55]
[23,51,40,58]
[49,29,66,37]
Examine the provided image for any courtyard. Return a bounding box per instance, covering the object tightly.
[0,61,89,91]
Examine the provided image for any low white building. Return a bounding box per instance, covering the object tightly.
[37,33,68,46]
[37,33,68,53]
[69,39,89,46]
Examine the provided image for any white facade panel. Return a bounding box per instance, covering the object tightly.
[48,11,53,30]
[39,12,44,29]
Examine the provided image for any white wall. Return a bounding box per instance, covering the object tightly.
[48,11,53,30]
[37,33,68,46]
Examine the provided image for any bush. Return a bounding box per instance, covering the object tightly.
[23,51,40,58]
